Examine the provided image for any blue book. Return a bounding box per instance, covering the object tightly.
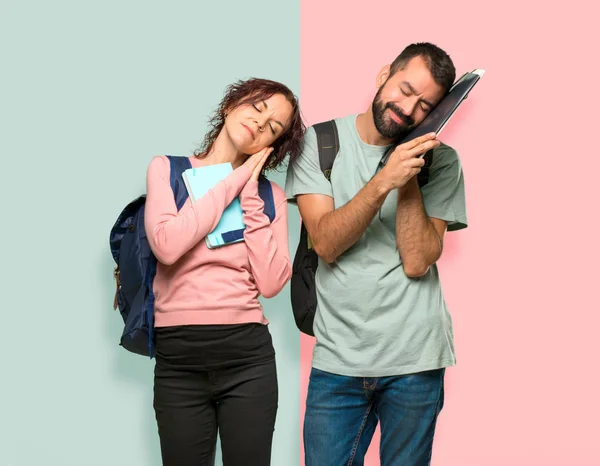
[182,163,245,248]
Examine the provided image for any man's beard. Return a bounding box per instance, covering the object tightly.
[372,88,416,140]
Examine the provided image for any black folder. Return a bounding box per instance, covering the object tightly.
[379,68,485,166]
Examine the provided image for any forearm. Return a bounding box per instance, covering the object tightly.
[312,174,389,263]
[395,178,442,276]
[241,185,291,298]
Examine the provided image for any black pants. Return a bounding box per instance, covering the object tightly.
[153,324,278,466]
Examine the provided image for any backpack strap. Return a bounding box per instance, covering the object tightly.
[313,120,339,181]
[258,175,276,222]
[166,155,192,211]
[418,149,433,187]
[299,120,339,250]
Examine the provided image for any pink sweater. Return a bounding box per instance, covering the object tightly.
[144,155,291,327]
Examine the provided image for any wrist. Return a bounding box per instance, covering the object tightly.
[371,171,393,198]
[397,190,421,205]
[398,176,420,199]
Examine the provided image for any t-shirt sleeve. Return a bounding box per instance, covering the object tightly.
[420,144,468,232]
[284,126,334,204]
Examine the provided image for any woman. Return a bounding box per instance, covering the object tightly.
[144,78,305,466]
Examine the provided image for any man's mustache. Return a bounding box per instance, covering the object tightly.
[386,103,414,126]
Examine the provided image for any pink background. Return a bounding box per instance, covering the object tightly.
[300,0,600,464]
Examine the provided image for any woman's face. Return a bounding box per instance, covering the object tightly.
[224,93,293,155]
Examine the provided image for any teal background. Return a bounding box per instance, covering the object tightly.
[0,1,300,465]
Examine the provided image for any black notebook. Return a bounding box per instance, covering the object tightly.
[379,68,485,166]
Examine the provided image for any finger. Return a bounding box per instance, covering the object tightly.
[259,148,273,166]
[254,151,269,171]
[250,147,270,164]
[406,140,440,158]
[246,151,264,169]
[252,151,271,178]
[246,147,273,174]
[253,149,267,161]
[254,156,267,176]
[399,132,437,151]
[404,157,426,168]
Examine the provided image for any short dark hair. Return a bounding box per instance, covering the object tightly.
[390,42,456,93]
[195,78,305,172]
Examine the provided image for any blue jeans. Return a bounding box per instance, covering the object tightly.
[303,367,445,466]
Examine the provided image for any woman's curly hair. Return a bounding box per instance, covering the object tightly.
[194,78,305,172]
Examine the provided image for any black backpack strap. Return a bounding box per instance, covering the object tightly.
[290,120,339,337]
[313,120,339,181]
[417,149,434,187]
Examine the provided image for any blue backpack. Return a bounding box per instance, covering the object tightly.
[109,155,276,358]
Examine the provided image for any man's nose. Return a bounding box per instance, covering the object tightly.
[400,98,418,117]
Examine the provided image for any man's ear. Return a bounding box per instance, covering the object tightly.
[376,64,391,88]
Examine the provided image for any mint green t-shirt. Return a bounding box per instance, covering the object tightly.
[285,114,468,377]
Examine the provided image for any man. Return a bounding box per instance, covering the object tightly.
[285,43,468,465]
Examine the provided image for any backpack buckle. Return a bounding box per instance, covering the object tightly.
[113,267,121,310]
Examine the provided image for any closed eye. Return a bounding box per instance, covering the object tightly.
[252,105,276,134]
